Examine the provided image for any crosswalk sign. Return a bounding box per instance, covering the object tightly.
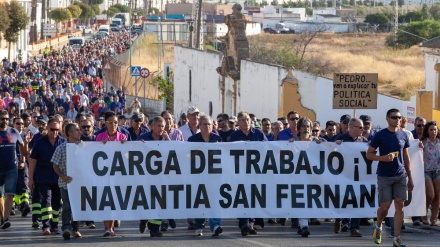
[130,66,141,76]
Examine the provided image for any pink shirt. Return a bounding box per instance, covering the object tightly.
[96,131,127,142]
[0,99,5,110]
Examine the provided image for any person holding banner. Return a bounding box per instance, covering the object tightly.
[419,121,440,226]
[188,114,223,237]
[334,117,368,237]
[288,116,326,237]
[137,116,170,237]
[228,111,267,236]
[95,111,127,237]
[366,108,414,247]
[51,123,82,240]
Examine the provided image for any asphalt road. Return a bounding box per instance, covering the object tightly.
[2,215,440,247]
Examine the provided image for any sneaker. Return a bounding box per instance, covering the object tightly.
[150,231,163,237]
[298,227,310,237]
[32,221,40,229]
[372,223,382,244]
[195,229,203,236]
[1,220,11,230]
[341,223,349,232]
[73,231,82,238]
[87,223,96,229]
[62,229,72,240]
[139,221,147,233]
[114,220,121,227]
[248,228,257,235]
[393,238,406,247]
[350,229,362,237]
[43,228,51,235]
[412,220,421,226]
[0,219,4,227]
[268,218,277,224]
[212,226,223,236]
[334,220,341,234]
[21,204,31,217]
[241,225,250,236]
[51,228,61,234]
[169,219,176,229]
[103,231,111,237]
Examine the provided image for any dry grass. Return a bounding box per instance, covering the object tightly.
[253,33,425,99]
[124,34,175,99]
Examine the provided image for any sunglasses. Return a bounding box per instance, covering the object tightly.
[15,122,24,125]
[106,121,118,125]
[134,119,142,122]
[389,116,402,120]
[49,128,59,132]
[289,118,299,121]
[417,124,425,127]
[82,125,91,129]
[312,130,320,132]
[0,118,9,121]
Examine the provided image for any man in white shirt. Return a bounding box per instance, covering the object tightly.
[179,106,200,141]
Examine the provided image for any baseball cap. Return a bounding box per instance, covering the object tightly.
[340,114,351,123]
[229,116,237,123]
[187,106,200,114]
[36,116,47,124]
[360,115,372,123]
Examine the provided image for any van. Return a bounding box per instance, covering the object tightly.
[68,37,85,48]
[112,18,123,27]
[98,25,110,35]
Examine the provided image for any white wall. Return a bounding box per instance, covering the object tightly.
[215,23,261,36]
[174,46,416,129]
[174,46,222,118]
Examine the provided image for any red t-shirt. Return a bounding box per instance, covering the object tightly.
[72,94,81,106]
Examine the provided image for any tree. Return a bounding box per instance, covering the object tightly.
[270,0,278,6]
[394,20,440,48]
[49,8,72,33]
[73,1,94,25]
[67,4,82,19]
[0,4,10,42]
[293,24,331,67]
[429,5,440,20]
[150,72,174,111]
[91,5,100,15]
[4,1,29,59]
[364,13,390,25]
[401,11,425,23]
[112,3,130,13]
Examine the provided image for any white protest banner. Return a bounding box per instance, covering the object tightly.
[67,140,425,221]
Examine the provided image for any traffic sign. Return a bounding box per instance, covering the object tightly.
[130,66,141,76]
[140,68,150,78]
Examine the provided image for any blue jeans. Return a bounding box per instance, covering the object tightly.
[60,188,79,231]
[195,218,221,232]
[0,167,18,195]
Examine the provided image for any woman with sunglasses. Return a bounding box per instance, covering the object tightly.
[419,121,440,226]
[95,111,127,237]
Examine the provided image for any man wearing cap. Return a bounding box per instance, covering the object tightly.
[330,114,351,142]
[179,106,200,141]
[277,111,300,141]
[128,114,149,141]
[228,116,237,130]
[360,115,375,141]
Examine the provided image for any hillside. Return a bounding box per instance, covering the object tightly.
[248,33,425,100]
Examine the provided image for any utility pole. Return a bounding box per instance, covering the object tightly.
[394,0,398,36]
[193,0,203,49]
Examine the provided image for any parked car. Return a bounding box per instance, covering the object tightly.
[94,32,109,40]
[77,25,92,34]
[110,23,120,32]
[263,28,280,34]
